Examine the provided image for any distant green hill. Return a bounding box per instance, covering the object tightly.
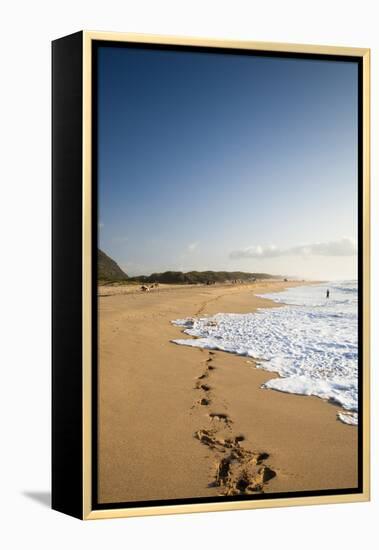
[98,249,128,281]
[129,270,279,285]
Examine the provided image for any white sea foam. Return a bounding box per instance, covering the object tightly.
[337,411,358,425]
[171,281,358,425]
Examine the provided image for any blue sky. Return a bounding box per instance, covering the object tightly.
[98,46,358,280]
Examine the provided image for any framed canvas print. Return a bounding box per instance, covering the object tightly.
[52,31,370,520]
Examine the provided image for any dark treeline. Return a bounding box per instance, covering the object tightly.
[128,270,279,285]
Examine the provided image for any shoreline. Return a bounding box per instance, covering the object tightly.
[98,280,358,503]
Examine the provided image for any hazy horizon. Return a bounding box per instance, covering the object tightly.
[97,46,358,280]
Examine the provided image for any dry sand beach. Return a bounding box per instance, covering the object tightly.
[98,280,358,504]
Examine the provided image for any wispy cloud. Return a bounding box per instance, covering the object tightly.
[230,238,357,260]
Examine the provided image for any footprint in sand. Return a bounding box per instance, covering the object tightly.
[209,412,232,427]
[212,442,276,496]
[195,381,212,391]
[191,349,276,495]
[200,398,211,406]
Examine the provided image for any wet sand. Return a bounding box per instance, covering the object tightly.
[98,280,358,503]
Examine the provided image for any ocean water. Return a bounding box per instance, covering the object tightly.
[172,281,358,425]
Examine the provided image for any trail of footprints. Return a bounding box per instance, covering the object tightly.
[193,351,276,496]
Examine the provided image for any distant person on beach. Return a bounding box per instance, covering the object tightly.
[326,289,330,299]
